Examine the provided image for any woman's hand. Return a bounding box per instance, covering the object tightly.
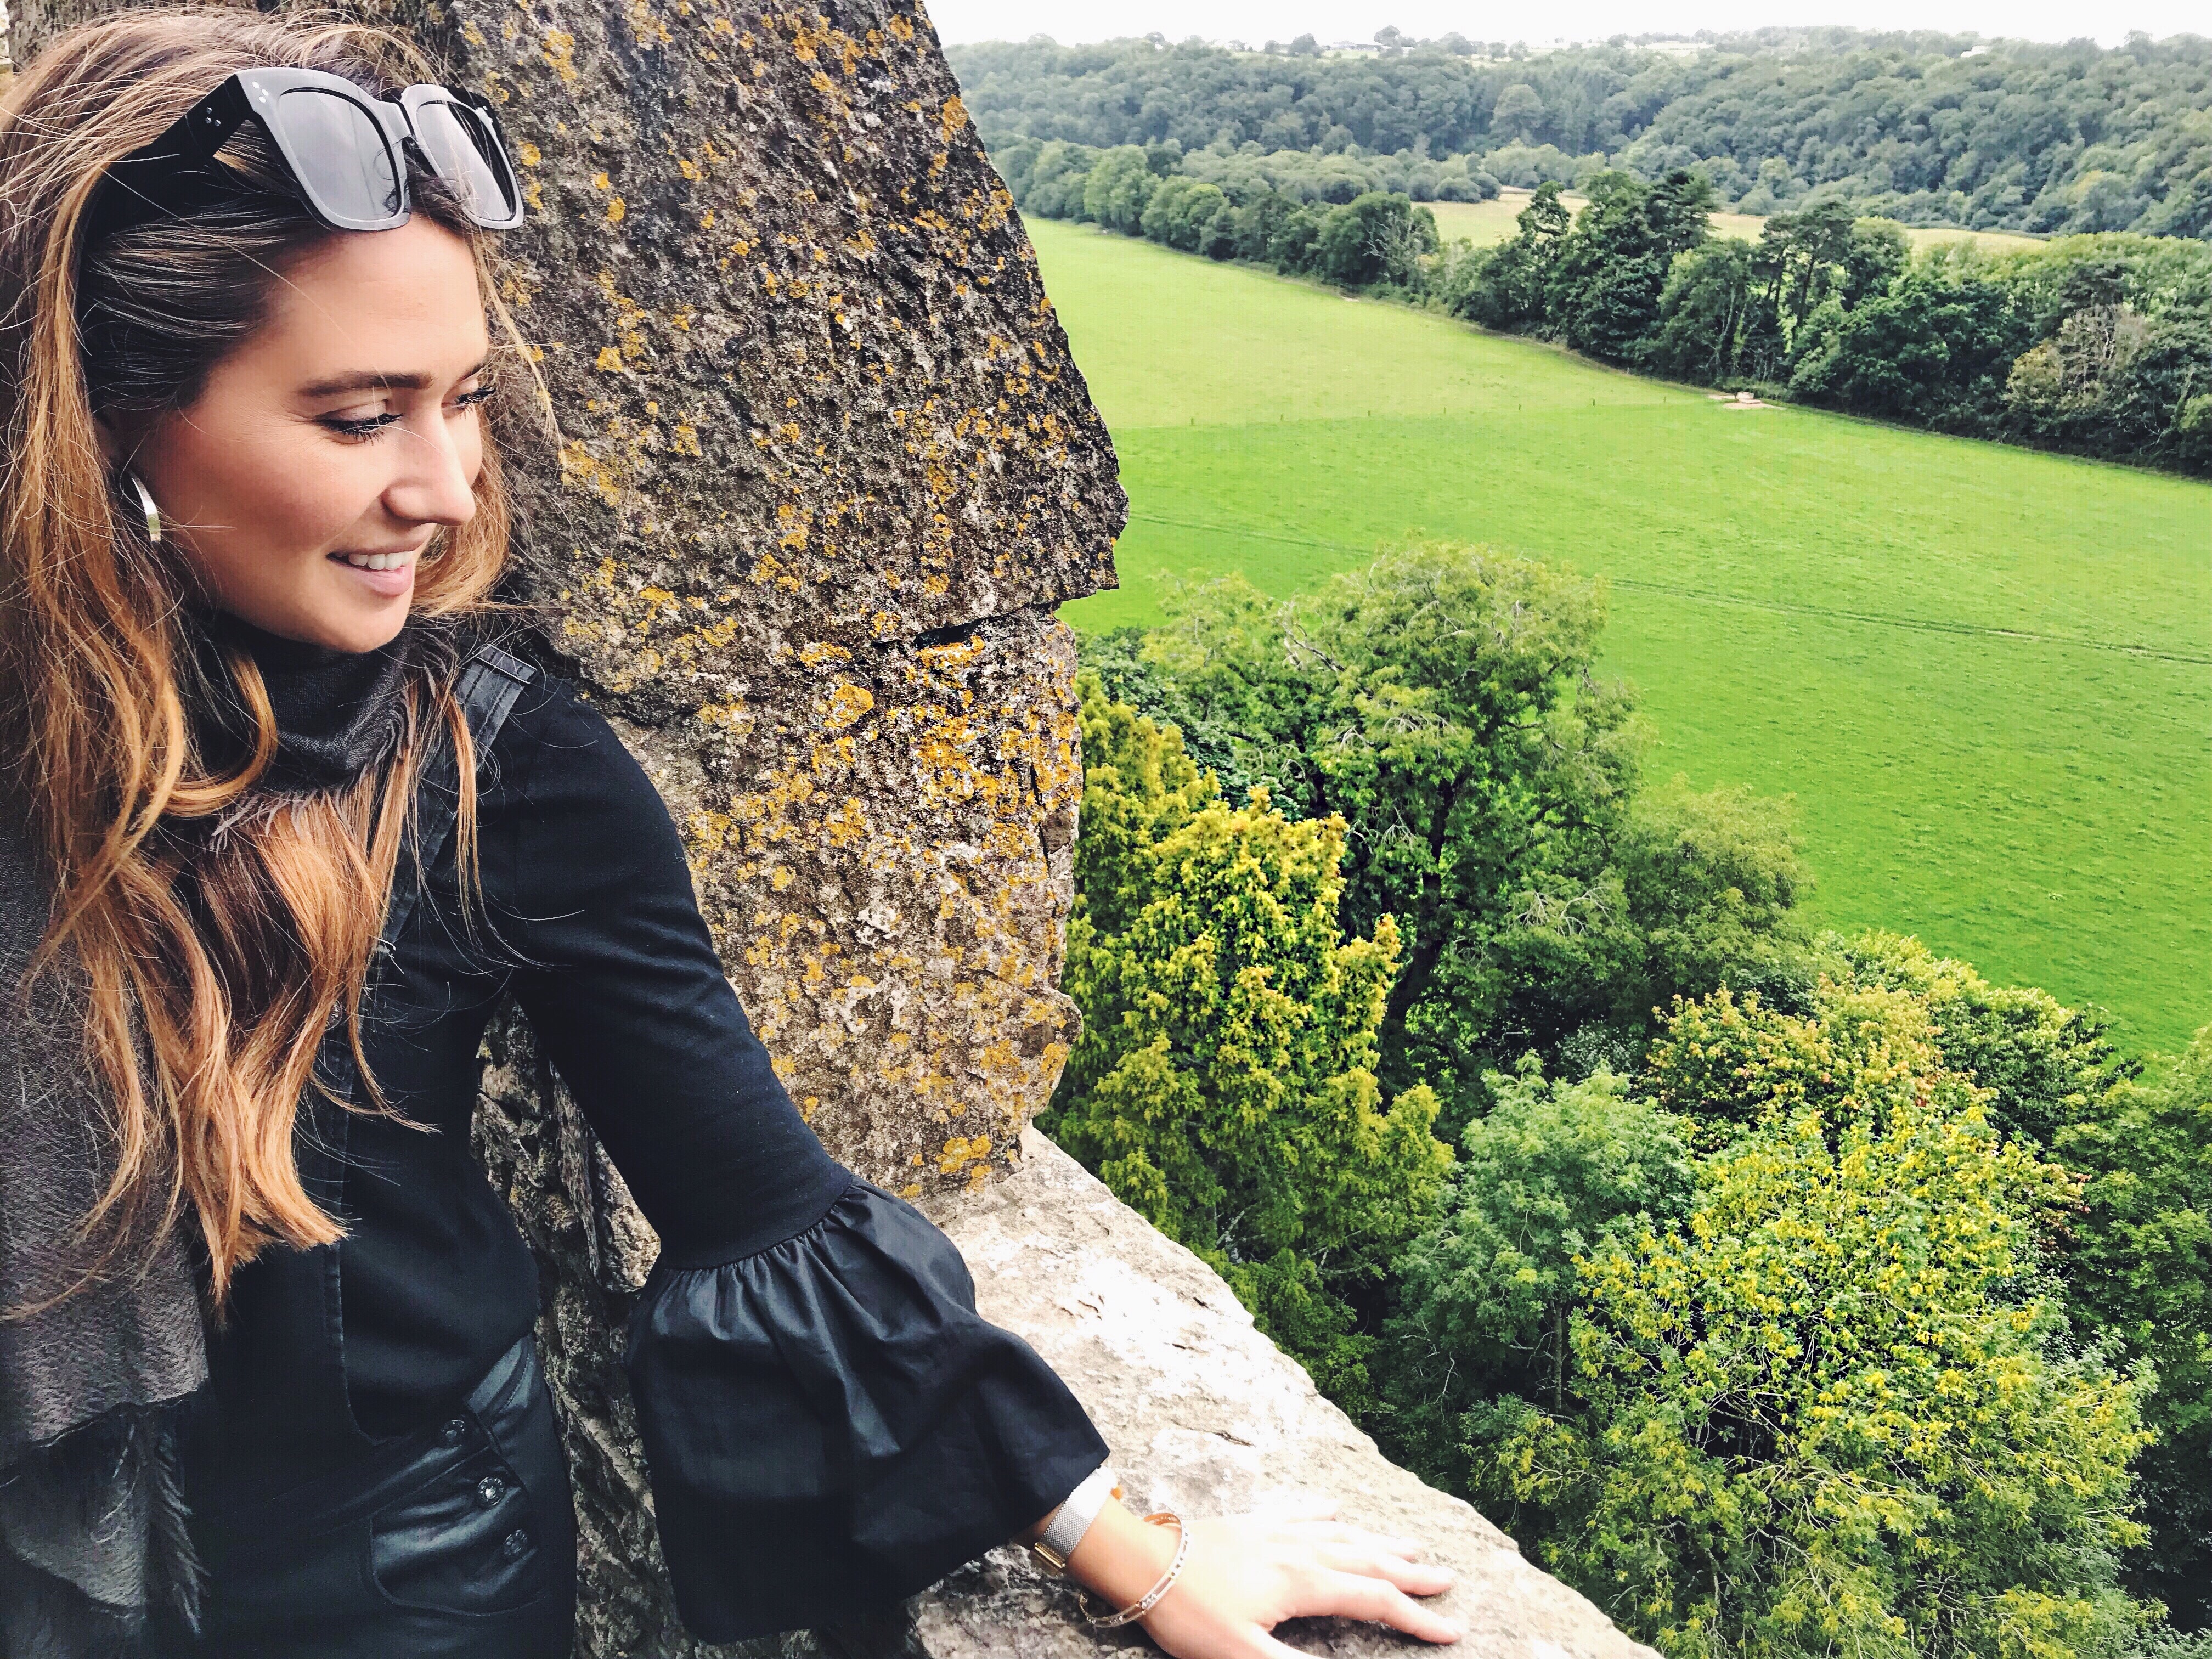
[1063,1495,1461,1656]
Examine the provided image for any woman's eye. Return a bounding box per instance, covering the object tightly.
[450,383,496,412]
[322,410,399,440]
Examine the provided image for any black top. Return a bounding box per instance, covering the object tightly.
[189,619,1107,1640]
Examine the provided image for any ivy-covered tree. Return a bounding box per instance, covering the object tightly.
[1042,678,1451,1410]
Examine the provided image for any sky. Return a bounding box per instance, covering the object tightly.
[928,0,2202,50]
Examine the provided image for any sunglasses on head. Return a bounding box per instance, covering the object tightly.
[87,66,524,242]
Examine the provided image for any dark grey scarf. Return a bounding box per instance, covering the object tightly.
[0,614,430,1655]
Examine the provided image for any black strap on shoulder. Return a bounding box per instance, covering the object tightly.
[301,642,539,1215]
[376,641,537,957]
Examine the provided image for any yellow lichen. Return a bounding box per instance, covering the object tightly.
[543,28,578,80]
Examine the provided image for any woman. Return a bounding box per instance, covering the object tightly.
[0,13,1463,1659]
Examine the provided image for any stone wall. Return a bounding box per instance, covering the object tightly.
[9,3,1654,1654]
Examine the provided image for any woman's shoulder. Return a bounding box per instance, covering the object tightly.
[457,647,677,837]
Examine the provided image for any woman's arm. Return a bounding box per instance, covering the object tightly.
[1022,1492,1462,1656]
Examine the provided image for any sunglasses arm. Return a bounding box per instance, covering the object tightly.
[163,76,257,167]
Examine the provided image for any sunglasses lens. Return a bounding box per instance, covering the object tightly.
[413,99,518,225]
[277,88,402,222]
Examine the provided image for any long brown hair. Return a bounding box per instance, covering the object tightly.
[0,10,537,1309]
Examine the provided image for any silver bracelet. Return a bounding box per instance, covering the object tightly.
[1029,1464,1118,1576]
[1077,1511,1188,1630]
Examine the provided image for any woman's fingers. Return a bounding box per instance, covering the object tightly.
[1300,1567,1463,1643]
[1311,1543,1455,1595]
[1278,1517,1427,1559]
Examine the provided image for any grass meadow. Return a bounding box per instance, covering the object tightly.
[1427,191,2051,252]
[1032,216,2212,1053]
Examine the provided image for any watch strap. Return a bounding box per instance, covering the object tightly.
[1029,1464,1118,1575]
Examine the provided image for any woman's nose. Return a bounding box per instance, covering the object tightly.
[384,415,479,528]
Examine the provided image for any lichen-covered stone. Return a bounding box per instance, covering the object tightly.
[403,0,1124,1197]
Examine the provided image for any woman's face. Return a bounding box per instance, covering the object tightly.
[120,217,492,655]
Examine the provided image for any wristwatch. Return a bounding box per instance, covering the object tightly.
[1029,1464,1120,1576]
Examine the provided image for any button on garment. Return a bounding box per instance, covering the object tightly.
[178,625,1106,1643]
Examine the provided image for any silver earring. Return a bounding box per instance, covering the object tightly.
[126,471,160,544]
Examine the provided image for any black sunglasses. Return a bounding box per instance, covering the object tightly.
[87,67,524,242]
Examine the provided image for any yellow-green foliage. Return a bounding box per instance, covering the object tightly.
[1487,981,2151,1658]
[1045,675,1451,1408]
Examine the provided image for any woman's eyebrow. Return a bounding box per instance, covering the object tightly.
[298,360,489,398]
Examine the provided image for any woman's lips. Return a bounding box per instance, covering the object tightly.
[329,549,416,598]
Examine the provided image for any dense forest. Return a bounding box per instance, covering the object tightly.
[949,30,2212,236]
[1049,552,2212,1657]
[994,139,2212,473]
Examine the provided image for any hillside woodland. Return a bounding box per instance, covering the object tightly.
[992,140,2212,473]
[949,31,2212,236]
[1049,549,2212,1657]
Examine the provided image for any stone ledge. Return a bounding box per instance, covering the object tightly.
[799,1131,1656,1659]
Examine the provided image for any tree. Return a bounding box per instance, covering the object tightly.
[1647,237,1763,382]
[1131,547,1811,1127]
[2052,1025,2212,1626]
[1082,144,1160,234]
[1491,82,1546,145]
[1198,201,1238,261]
[1544,168,1713,364]
[1447,180,1569,329]
[1314,192,1425,286]
[1610,774,1815,1023]
[1139,175,1228,251]
[1758,199,1859,337]
[1229,190,1300,263]
[1838,932,2133,1150]
[1490,983,2154,1659]
[1791,272,2031,430]
[1268,203,1323,273]
[1146,550,1633,1113]
[1379,1064,1693,1488]
[1017,139,1103,218]
[1044,676,1451,1410]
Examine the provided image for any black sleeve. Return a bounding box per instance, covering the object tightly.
[493,677,1108,1641]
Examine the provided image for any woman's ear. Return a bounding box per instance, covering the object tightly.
[92,410,125,470]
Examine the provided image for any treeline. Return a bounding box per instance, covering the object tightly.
[949,30,2212,236]
[997,141,2212,473]
[1000,140,1447,281]
[1047,544,2212,1654]
[1457,177,2212,472]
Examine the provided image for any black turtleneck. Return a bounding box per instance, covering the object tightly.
[194,611,421,792]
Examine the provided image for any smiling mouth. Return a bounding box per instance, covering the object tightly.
[331,550,417,572]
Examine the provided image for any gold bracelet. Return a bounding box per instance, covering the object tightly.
[1076,1511,1188,1630]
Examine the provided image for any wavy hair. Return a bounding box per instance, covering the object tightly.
[0,9,539,1310]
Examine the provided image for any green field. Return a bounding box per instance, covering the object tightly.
[1035,217,2212,1053]
[1428,192,2050,252]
